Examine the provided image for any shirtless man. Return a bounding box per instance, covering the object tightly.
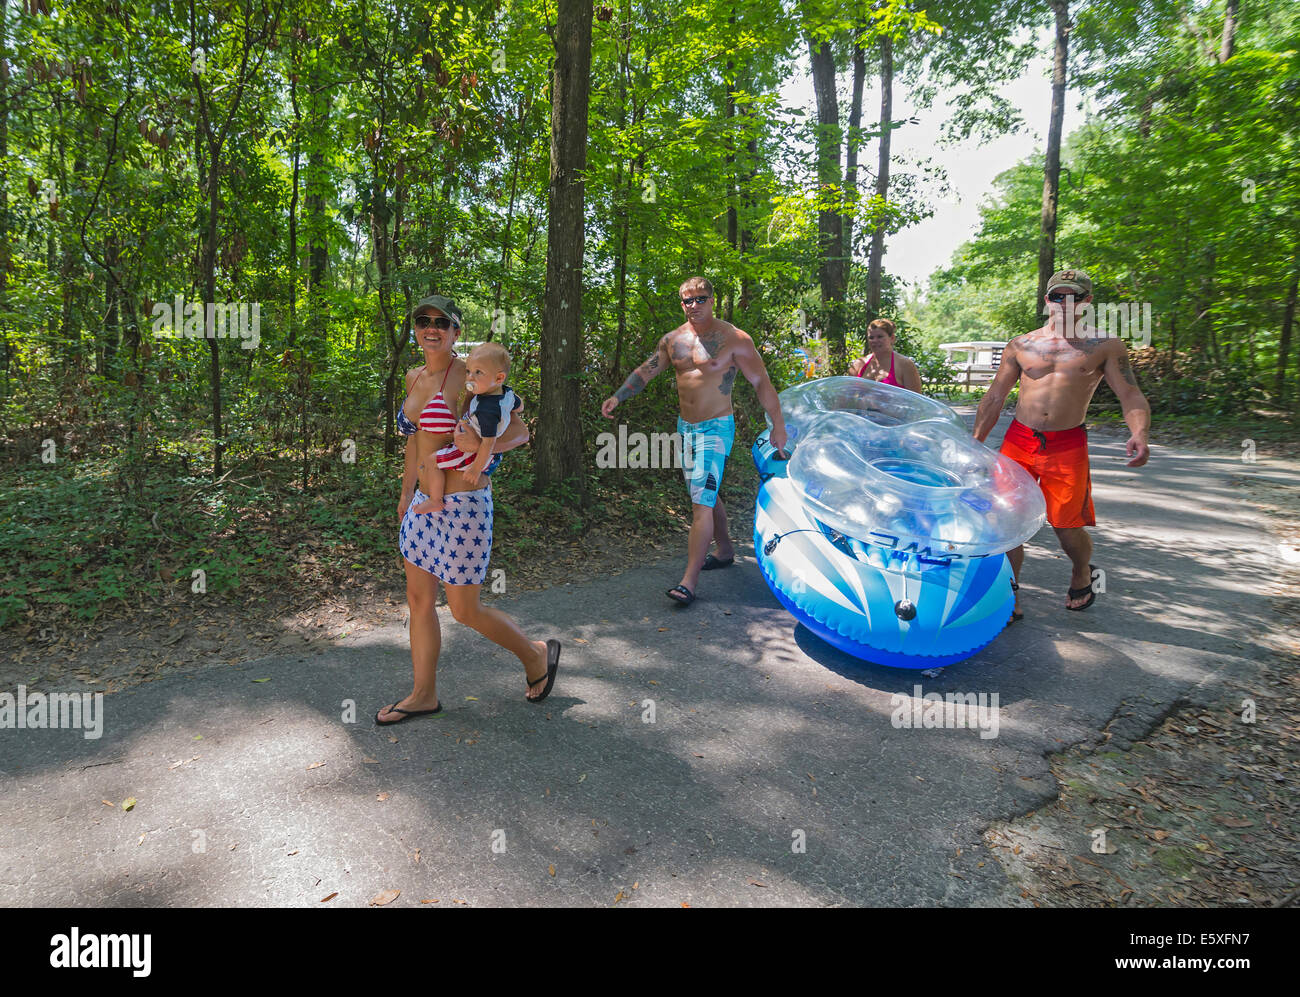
[601,277,789,607]
[974,269,1151,617]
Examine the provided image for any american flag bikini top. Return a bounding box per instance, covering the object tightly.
[396,364,457,436]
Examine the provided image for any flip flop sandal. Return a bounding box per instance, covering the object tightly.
[526,639,561,704]
[1066,564,1098,611]
[702,554,735,571]
[666,584,695,606]
[375,701,443,726]
[1009,579,1023,622]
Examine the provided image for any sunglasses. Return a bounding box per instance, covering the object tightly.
[1046,291,1081,303]
[681,295,710,306]
[414,314,455,330]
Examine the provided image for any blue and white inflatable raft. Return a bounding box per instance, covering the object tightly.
[753,377,1046,668]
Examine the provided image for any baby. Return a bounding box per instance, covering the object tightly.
[412,342,520,514]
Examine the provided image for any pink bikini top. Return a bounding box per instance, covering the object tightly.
[857,352,899,386]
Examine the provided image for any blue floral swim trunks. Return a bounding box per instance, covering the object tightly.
[677,413,735,508]
[400,486,494,586]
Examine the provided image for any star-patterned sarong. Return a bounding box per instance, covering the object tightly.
[400,486,494,586]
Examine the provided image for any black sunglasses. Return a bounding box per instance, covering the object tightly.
[1046,291,1081,303]
[681,295,710,306]
[414,314,455,330]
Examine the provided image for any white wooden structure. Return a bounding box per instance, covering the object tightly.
[937,341,1006,388]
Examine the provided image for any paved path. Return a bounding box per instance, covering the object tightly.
[2,412,1296,906]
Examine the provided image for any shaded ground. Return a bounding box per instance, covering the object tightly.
[987,669,1299,907]
[984,438,1300,907]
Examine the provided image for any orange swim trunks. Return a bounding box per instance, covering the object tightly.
[999,418,1096,529]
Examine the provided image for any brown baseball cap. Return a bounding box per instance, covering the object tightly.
[1046,268,1093,296]
[410,294,463,327]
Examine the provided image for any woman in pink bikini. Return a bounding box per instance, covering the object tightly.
[377,295,561,724]
[849,318,923,393]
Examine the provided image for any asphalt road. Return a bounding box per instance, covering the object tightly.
[2,411,1295,906]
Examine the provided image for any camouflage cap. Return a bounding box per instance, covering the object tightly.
[1046,269,1093,296]
[410,294,463,327]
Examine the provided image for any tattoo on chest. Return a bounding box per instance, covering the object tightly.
[670,328,724,366]
[1019,337,1110,366]
[719,366,737,395]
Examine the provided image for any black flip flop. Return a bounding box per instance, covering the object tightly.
[526,639,561,704]
[1066,564,1098,611]
[666,584,695,606]
[1009,579,1023,622]
[702,554,735,571]
[375,701,443,726]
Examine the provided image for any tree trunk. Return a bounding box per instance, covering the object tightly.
[288,65,301,349]
[307,152,327,286]
[306,42,329,289]
[1220,0,1239,63]
[373,166,401,457]
[1036,0,1070,313]
[492,96,528,339]
[103,231,121,376]
[864,34,888,317]
[1198,248,1220,363]
[616,105,647,381]
[429,167,455,273]
[739,124,757,314]
[189,0,278,477]
[60,141,85,372]
[0,0,9,391]
[203,152,223,476]
[392,177,407,310]
[613,191,631,382]
[1167,312,1177,375]
[1277,257,1299,403]
[724,15,738,322]
[809,34,847,371]
[611,27,633,383]
[536,0,592,495]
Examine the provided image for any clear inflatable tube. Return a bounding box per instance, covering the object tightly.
[768,377,1045,557]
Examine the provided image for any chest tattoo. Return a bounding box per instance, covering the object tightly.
[1019,336,1110,368]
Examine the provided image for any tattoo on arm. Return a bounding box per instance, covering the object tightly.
[1109,344,1140,387]
[719,366,737,395]
[615,371,646,403]
[645,351,660,373]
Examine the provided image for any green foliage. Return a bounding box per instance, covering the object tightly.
[913,0,1300,413]
[4,0,1296,624]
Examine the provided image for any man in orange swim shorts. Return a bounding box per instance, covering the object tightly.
[974,269,1152,617]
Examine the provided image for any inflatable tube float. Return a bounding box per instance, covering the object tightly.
[753,376,1046,668]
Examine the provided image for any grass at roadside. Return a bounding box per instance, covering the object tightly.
[0,421,764,634]
[1087,408,1299,461]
